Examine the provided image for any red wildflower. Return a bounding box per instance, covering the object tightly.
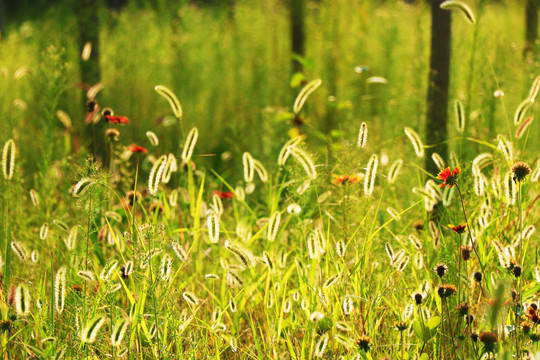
[437,166,460,188]
[331,174,362,186]
[105,115,130,124]
[212,190,234,199]
[448,224,467,234]
[128,144,148,153]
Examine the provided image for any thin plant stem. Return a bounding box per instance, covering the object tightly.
[455,184,485,274]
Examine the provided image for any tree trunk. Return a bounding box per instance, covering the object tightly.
[75,0,104,161]
[0,0,4,37]
[290,0,305,74]
[524,0,539,59]
[425,0,451,176]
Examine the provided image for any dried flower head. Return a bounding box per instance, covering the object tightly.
[412,292,425,305]
[356,334,371,352]
[456,302,470,316]
[521,321,533,334]
[479,331,498,352]
[437,284,457,299]
[511,161,531,183]
[412,219,424,231]
[513,265,523,278]
[105,128,120,140]
[434,263,448,278]
[437,167,461,188]
[395,321,408,332]
[472,271,483,283]
[460,245,473,261]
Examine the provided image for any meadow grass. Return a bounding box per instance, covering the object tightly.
[1,0,540,359]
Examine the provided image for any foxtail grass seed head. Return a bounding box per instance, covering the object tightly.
[513,98,532,125]
[100,260,119,281]
[307,233,320,259]
[357,122,368,148]
[111,318,129,347]
[72,178,94,197]
[65,226,78,251]
[497,135,513,161]
[293,78,322,114]
[207,211,220,243]
[404,127,424,157]
[181,127,198,165]
[409,235,422,250]
[241,152,255,182]
[512,161,531,183]
[342,295,354,315]
[314,333,329,357]
[39,222,49,240]
[403,302,414,319]
[262,251,274,271]
[224,240,254,268]
[226,270,244,288]
[11,240,28,262]
[283,297,292,314]
[211,193,224,215]
[229,297,237,312]
[154,85,182,118]
[431,152,445,170]
[148,155,167,196]
[388,159,403,184]
[473,173,486,196]
[414,252,424,269]
[288,146,317,180]
[252,158,268,183]
[396,256,410,272]
[516,116,533,139]
[504,171,517,205]
[277,137,302,166]
[29,189,39,207]
[267,211,281,242]
[77,270,95,282]
[336,240,346,257]
[146,131,159,146]
[336,321,353,332]
[2,139,16,180]
[54,267,66,314]
[81,41,92,61]
[529,75,540,102]
[384,242,394,261]
[160,254,172,281]
[81,315,107,343]
[454,99,465,132]
[182,291,199,307]
[324,274,339,289]
[440,0,476,24]
[364,154,378,196]
[161,153,178,184]
[171,240,187,262]
[15,284,31,316]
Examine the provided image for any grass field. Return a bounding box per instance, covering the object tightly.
[1,0,540,359]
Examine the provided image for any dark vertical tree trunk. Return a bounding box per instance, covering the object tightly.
[75,0,104,161]
[0,0,4,37]
[290,0,306,74]
[524,0,539,58]
[425,0,451,176]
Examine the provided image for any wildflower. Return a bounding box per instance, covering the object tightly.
[479,331,498,352]
[331,174,362,186]
[105,115,130,124]
[105,128,120,140]
[434,263,448,278]
[449,224,467,234]
[511,161,531,183]
[212,190,234,199]
[356,334,371,352]
[437,166,461,188]
[460,245,473,261]
[128,144,148,153]
[527,306,540,324]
